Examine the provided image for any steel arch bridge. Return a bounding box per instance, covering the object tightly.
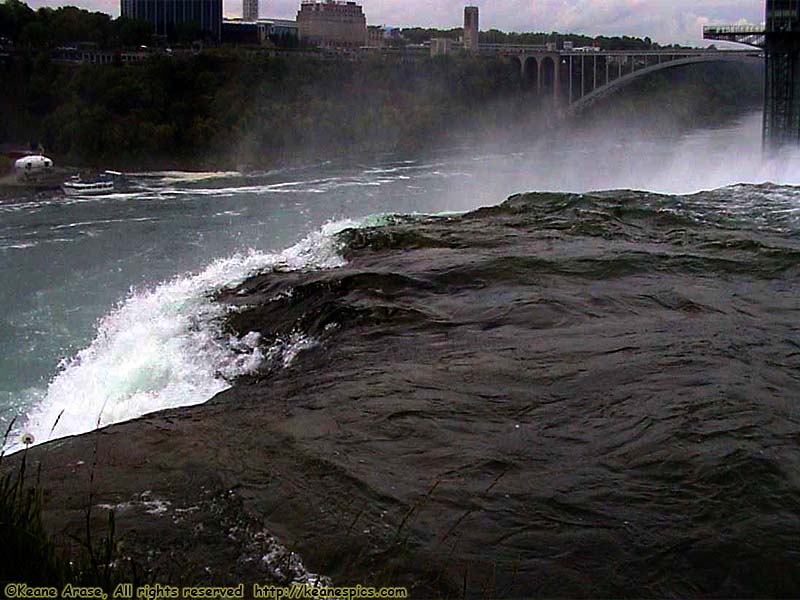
[487,46,762,114]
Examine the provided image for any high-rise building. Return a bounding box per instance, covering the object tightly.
[121,0,223,40]
[766,0,800,32]
[764,0,800,147]
[296,1,367,49]
[243,0,259,21]
[464,6,479,53]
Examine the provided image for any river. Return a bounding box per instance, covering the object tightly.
[1,110,798,449]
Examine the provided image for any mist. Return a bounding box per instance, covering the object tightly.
[217,58,774,213]
[428,110,800,215]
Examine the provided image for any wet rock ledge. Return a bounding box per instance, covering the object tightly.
[7,197,800,599]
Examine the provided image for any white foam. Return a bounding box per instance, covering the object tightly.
[131,170,242,184]
[0,241,38,251]
[6,220,358,453]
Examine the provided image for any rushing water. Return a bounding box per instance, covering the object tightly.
[214,181,800,597]
[0,110,799,451]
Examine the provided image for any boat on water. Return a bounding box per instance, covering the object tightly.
[14,155,54,180]
[62,171,125,197]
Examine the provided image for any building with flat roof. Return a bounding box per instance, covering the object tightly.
[296,0,367,49]
[430,37,456,56]
[366,25,406,48]
[367,25,384,48]
[222,18,299,46]
[243,0,259,21]
[121,0,222,40]
[464,6,479,53]
[222,19,267,44]
[268,18,300,37]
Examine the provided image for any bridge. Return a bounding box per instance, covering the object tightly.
[475,1,800,151]
[703,24,766,49]
[704,3,800,150]
[483,45,761,114]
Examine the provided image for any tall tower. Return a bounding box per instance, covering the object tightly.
[464,6,479,53]
[763,0,800,149]
[243,0,259,21]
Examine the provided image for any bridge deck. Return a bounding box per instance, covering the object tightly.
[703,25,766,48]
[486,47,759,57]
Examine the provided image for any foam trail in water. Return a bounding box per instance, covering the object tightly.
[7,220,359,453]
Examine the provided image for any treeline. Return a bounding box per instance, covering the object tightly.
[0,48,763,171]
[0,0,151,49]
[0,51,529,169]
[400,28,686,50]
[2,0,687,53]
[0,0,763,170]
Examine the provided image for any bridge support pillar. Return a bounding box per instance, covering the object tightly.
[553,57,561,104]
[764,34,800,149]
[568,56,573,104]
[537,59,544,96]
[581,55,585,99]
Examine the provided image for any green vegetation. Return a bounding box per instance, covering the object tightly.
[0,51,529,169]
[0,0,675,53]
[0,444,143,594]
[0,49,763,170]
[0,0,762,170]
[0,455,70,587]
[0,0,151,49]
[401,27,683,50]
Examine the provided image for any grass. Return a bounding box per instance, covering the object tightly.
[0,419,148,593]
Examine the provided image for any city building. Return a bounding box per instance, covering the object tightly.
[383,26,405,45]
[464,6,479,53]
[366,25,405,49]
[268,19,300,38]
[367,25,384,48]
[120,0,222,41]
[222,19,268,44]
[296,1,367,49]
[430,37,455,56]
[222,18,299,46]
[243,0,259,22]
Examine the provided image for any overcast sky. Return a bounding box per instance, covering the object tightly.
[25,0,765,46]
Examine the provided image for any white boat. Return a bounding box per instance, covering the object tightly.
[15,155,54,181]
[62,172,121,196]
[62,179,115,196]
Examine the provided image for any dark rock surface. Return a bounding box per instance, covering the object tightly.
[9,191,800,598]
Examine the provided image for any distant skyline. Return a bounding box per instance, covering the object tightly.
[23,0,765,46]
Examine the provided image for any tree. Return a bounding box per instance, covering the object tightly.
[0,0,35,41]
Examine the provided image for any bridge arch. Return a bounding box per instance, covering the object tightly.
[567,53,761,115]
[541,56,557,97]
[507,56,523,81]
[524,56,539,90]
[500,50,759,112]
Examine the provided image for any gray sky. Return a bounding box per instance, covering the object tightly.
[25,0,765,46]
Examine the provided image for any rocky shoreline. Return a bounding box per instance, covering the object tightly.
[7,192,800,598]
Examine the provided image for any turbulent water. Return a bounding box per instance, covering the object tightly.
[214,184,800,597]
[1,109,800,595]
[0,109,798,451]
